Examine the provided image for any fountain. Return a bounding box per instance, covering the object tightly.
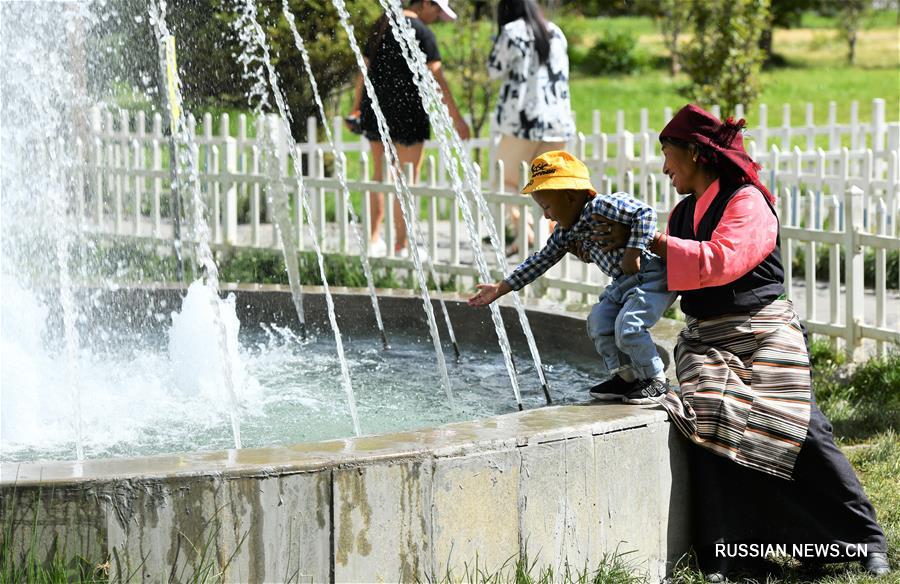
[0,2,687,580]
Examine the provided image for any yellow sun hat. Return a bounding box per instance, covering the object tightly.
[521,150,597,195]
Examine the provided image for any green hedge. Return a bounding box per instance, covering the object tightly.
[790,246,899,289]
[72,238,457,292]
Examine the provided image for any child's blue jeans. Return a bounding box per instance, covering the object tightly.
[586,254,675,380]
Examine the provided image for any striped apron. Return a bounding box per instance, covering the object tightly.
[656,300,812,480]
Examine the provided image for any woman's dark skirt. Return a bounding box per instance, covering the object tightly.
[691,394,887,572]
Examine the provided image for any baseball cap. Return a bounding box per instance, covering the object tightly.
[431,0,457,21]
[521,150,597,195]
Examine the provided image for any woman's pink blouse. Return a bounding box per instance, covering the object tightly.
[666,179,778,291]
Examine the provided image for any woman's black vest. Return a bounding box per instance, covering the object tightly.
[668,183,785,319]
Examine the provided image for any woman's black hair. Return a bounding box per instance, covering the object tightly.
[365,13,390,60]
[497,0,550,65]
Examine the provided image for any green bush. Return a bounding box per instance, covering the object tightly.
[844,351,900,412]
[812,340,900,441]
[578,31,646,76]
[681,0,770,115]
[790,246,899,289]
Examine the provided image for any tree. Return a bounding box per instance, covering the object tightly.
[834,0,871,65]
[681,0,771,116]
[101,0,380,141]
[641,0,692,76]
[759,0,819,63]
[439,4,496,141]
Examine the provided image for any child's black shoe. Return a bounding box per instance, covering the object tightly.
[588,374,637,401]
[623,377,669,404]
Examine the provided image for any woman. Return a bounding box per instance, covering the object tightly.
[347,0,470,257]
[488,0,575,256]
[593,104,889,581]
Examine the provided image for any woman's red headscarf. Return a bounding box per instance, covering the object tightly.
[660,104,774,204]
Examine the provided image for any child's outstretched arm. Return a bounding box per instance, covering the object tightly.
[468,281,512,306]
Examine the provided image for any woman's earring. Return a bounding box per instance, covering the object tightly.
[692,154,698,162]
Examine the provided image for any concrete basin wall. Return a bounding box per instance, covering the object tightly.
[2,405,690,582]
[2,287,690,581]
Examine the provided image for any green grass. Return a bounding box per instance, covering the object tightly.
[567,65,898,137]
[809,342,900,444]
[420,549,651,583]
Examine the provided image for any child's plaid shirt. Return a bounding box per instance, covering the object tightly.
[504,193,658,290]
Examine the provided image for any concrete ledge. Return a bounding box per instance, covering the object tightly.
[1,405,689,582]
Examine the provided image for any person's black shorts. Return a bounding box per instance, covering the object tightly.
[360,104,430,146]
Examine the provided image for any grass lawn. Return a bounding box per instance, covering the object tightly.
[511,12,898,132]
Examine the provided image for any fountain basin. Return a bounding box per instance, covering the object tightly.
[1,287,689,581]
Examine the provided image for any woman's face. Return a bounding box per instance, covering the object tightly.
[661,142,700,195]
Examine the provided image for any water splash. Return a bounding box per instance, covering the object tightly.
[381,0,553,405]
[331,0,455,406]
[169,282,251,406]
[282,1,389,350]
[0,3,96,458]
[149,0,244,448]
[233,1,361,436]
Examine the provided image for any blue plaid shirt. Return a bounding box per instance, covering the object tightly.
[504,193,658,290]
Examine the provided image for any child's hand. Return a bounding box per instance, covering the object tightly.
[620,247,641,275]
[468,282,510,306]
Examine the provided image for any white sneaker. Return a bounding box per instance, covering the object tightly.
[368,237,387,257]
[396,245,429,262]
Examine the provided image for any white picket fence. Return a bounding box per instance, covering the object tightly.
[73,99,900,357]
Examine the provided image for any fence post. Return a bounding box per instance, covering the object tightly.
[781,103,791,150]
[871,98,886,151]
[90,107,103,227]
[361,152,372,257]
[872,98,887,179]
[757,103,768,152]
[843,185,865,360]
[887,124,900,237]
[221,115,238,245]
[805,103,815,152]
[616,130,633,190]
[781,186,793,302]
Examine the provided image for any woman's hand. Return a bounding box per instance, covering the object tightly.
[566,239,592,263]
[468,281,510,306]
[620,247,641,275]
[590,214,630,252]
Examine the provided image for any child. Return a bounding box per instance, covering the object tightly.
[468,150,676,404]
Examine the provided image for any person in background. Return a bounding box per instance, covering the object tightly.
[347,0,470,257]
[589,104,890,582]
[488,0,575,256]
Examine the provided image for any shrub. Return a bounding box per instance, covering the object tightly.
[579,30,645,76]
[790,246,899,289]
[812,340,900,441]
[844,351,900,413]
[681,0,770,115]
